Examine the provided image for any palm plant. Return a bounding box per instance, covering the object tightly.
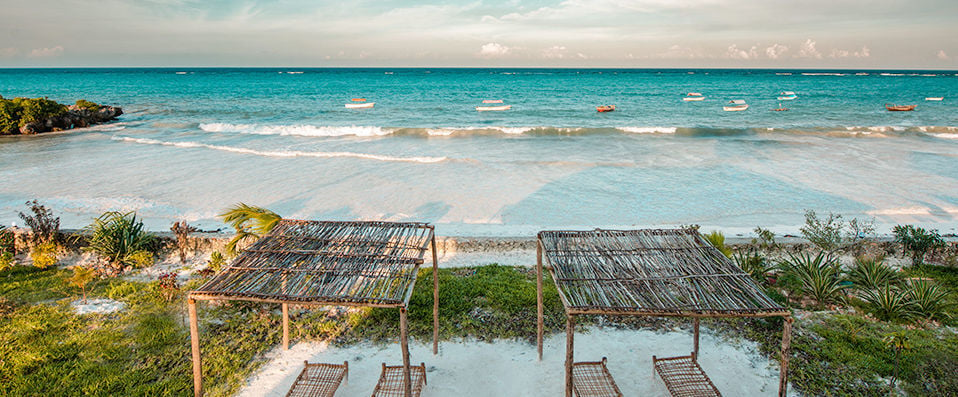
[83,211,155,274]
[883,331,909,395]
[220,203,282,256]
[861,285,917,321]
[905,279,951,321]
[733,249,772,282]
[781,251,846,308]
[847,256,901,290]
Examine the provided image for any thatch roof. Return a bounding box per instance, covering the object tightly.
[538,229,787,317]
[191,220,434,307]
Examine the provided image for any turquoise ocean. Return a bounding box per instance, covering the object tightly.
[1,68,957,235]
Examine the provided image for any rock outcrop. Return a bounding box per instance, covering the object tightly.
[18,105,123,134]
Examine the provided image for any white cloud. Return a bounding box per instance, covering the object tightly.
[478,42,510,58]
[938,50,949,60]
[726,44,758,60]
[797,39,822,59]
[765,44,788,59]
[0,48,19,58]
[542,45,567,59]
[830,46,869,58]
[28,46,64,58]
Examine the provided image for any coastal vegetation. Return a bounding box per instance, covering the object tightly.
[0,96,122,135]
[219,203,282,256]
[82,211,156,275]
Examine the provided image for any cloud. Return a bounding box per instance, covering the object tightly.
[938,50,949,60]
[542,45,567,59]
[830,46,870,58]
[765,44,788,59]
[0,48,19,58]
[28,46,64,58]
[726,44,758,60]
[478,42,510,58]
[797,39,822,59]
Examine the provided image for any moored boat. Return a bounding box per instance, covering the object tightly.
[773,103,788,111]
[885,103,916,111]
[777,91,797,100]
[345,102,375,109]
[596,105,615,112]
[482,99,504,104]
[476,105,511,111]
[723,100,748,111]
[683,93,705,101]
[925,97,944,101]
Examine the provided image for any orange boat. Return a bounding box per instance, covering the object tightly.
[351,98,366,102]
[885,103,916,111]
[596,105,615,113]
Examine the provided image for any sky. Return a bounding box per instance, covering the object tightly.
[1,0,956,68]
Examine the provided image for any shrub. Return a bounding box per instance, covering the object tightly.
[220,203,281,255]
[704,230,732,258]
[207,251,225,272]
[0,224,15,256]
[170,220,198,263]
[733,249,772,282]
[847,256,901,290]
[74,99,101,112]
[892,225,945,266]
[751,226,777,251]
[0,252,14,272]
[83,211,155,275]
[11,97,66,127]
[67,266,97,303]
[862,285,916,321]
[800,210,874,254]
[0,98,22,134]
[781,251,846,308]
[157,272,179,302]
[30,241,58,269]
[17,200,61,247]
[904,279,951,321]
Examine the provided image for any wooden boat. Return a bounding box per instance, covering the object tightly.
[885,103,916,111]
[345,102,375,109]
[683,93,705,101]
[476,105,511,111]
[482,99,504,104]
[925,97,943,101]
[777,91,797,101]
[351,98,366,102]
[723,100,748,111]
[596,105,615,113]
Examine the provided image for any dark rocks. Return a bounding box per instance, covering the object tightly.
[16,105,123,135]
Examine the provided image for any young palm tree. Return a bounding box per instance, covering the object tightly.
[883,331,909,396]
[219,203,282,256]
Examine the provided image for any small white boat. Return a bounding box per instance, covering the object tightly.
[345,102,375,109]
[777,91,797,100]
[476,105,511,111]
[723,100,749,111]
[683,93,705,101]
[482,99,504,104]
[925,97,944,101]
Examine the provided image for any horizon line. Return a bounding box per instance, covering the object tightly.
[1,66,957,72]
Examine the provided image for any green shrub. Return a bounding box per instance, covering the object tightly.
[904,279,951,321]
[704,230,732,258]
[0,252,14,272]
[847,256,901,290]
[207,251,225,272]
[0,98,23,133]
[18,200,61,247]
[892,225,945,266]
[733,249,772,281]
[30,241,58,269]
[74,99,101,112]
[67,266,97,303]
[800,210,874,254]
[11,97,66,127]
[751,226,777,251]
[781,251,846,308]
[83,211,155,275]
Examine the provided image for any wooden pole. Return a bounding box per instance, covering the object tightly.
[779,317,793,397]
[565,315,575,397]
[282,303,290,350]
[188,298,203,397]
[537,239,544,361]
[693,317,700,359]
[431,233,439,355]
[400,307,412,397]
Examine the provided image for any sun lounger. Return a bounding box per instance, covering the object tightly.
[286,361,348,397]
[571,357,623,397]
[652,353,721,397]
[371,362,427,397]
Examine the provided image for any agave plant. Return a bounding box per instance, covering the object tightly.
[733,249,773,282]
[781,251,846,308]
[905,279,951,321]
[861,284,917,321]
[220,203,282,256]
[847,256,901,290]
[83,211,155,274]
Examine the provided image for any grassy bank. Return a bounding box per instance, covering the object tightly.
[2,263,956,396]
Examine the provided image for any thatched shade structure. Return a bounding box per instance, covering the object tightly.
[535,229,792,397]
[188,220,439,397]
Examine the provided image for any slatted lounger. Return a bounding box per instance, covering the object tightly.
[286,361,349,397]
[571,357,623,397]
[371,362,427,397]
[652,354,721,397]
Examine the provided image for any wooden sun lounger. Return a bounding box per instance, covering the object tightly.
[371,362,427,397]
[653,353,721,397]
[286,361,348,397]
[572,357,623,397]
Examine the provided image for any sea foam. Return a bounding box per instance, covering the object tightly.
[199,123,393,137]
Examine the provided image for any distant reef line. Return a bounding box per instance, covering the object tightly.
[0,95,122,135]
